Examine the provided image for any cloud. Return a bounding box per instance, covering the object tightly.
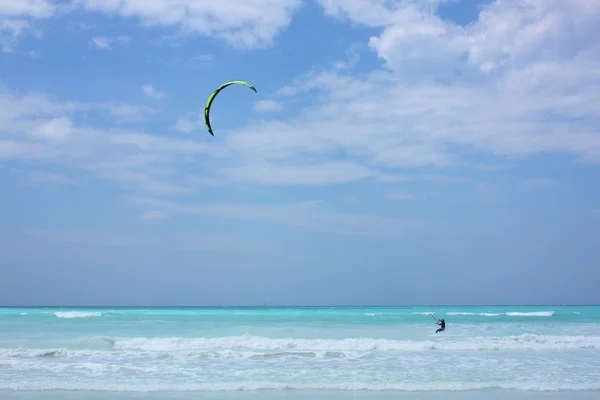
[204,0,600,188]
[30,116,73,141]
[220,161,377,186]
[0,0,56,52]
[142,84,166,99]
[0,0,55,18]
[0,87,154,125]
[107,104,156,122]
[133,197,419,236]
[75,0,304,49]
[0,19,31,52]
[319,0,462,78]
[89,36,110,49]
[3,0,600,202]
[317,0,449,27]
[171,112,204,133]
[254,100,283,113]
[2,1,304,52]
[89,35,130,50]
[0,84,217,196]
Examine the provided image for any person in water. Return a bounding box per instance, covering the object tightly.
[435,318,445,333]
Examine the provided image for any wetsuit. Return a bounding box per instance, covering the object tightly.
[436,319,445,333]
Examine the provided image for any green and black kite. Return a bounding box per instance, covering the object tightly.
[204,80,257,136]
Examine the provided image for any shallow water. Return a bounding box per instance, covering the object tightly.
[1,306,598,396]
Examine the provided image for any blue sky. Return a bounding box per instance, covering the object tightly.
[1,0,599,306]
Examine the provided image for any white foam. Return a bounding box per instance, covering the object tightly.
[506,312,554,317]
[413,311,555,317]
[3,329,600,394]
[53,312,102,319]
[2,380,600,392]
[4,333,599,359]
[457,312,555,317]
[111,333,600,353]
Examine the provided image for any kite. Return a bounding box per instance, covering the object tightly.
[204,80,257,136]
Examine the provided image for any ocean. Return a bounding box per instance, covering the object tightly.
[1,306,599,400]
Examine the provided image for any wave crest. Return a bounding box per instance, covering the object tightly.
[3,333,597,357]
[53,312,102,319]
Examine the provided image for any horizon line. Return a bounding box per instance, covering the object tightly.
[1,304,598,308]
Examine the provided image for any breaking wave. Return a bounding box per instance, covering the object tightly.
[53,312,102,319]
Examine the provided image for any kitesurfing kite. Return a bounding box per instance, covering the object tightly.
[204,80,257,136]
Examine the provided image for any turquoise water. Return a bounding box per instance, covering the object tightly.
[1,306,599,397]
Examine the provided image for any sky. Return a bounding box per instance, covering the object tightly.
[1,0,600,306]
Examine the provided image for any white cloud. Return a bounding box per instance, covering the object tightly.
[2,1,303,51]
[106,103,155,121]
[133,197,418,236]
[318,0,441,27]
[0,0,55,18]
[3,0,600,199]
[29,116,73,141]
[254,100,282,113]
[220,161,377,186]
[0,84,217,196]
[460,0,600,73]
[76,0,303,49]
[89,35,130,50]
[89,36,110,49]
[171,112,204,133]
[319,0,461,78]
[206,0,600,187]
[142,84,166,99]
[324,0,600,80]
[0,19,30,51]
[0,0,55,51]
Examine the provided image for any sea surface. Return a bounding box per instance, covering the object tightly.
[1,306,599,400]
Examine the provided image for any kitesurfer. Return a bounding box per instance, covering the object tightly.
[435,318,445,333]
